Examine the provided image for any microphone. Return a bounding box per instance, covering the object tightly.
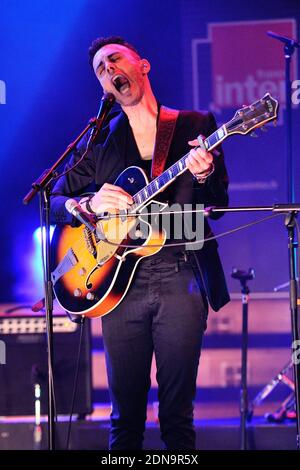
[88,92,116,145]
[65,198,97,232]
[267,30,300,48]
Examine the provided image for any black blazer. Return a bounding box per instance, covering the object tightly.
[51,107,230,311]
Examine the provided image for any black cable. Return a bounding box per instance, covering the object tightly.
[51,106,119,182]
[65,316,86,450]
[51,148,90,181]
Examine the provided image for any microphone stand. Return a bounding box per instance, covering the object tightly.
[204,203,300,449]
[22,94,115,450]
[267,30,300,203]
[231,268,255,450]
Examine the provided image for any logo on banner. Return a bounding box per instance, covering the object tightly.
[192,19,297,120]
[0,80,6,104]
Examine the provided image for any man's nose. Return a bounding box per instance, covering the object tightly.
[106,63,115,75]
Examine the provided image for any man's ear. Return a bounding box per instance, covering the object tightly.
[140,59,150,75]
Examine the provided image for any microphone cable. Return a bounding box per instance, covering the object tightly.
[65,315,86,450]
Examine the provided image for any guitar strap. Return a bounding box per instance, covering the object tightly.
[151,106,179,179]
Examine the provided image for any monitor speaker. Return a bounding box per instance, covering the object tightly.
[0,310,93,416]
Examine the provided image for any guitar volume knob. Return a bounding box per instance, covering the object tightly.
[86,292,97,301]
[73,288,82,297]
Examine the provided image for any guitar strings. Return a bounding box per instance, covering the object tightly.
[65,212,283,259]
[100,212,283,249]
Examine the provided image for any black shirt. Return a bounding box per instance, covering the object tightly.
[124,121,188,262]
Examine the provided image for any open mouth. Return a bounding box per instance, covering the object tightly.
[112,74,131,94]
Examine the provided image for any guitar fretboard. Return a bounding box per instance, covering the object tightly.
[128,92,278,213]
[130,125,227,212]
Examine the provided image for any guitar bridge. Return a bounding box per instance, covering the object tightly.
[83,227,97,258]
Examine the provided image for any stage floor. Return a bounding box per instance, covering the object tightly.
[0,404,297,450]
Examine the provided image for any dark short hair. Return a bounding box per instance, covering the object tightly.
[88,36,141,67]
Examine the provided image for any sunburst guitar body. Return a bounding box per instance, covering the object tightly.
[51,167,167,318]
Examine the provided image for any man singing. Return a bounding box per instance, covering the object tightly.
[51,36,230,450]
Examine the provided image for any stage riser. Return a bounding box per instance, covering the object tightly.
[91,347,291,389]
[0,420,296,450]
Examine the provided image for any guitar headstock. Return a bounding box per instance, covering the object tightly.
[225,93,279,136]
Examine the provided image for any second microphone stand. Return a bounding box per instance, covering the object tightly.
[231,268,254,450]
[205,204,300,450]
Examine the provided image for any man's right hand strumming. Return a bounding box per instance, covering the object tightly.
[80,182,133,214]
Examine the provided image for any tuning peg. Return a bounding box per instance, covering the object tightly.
[273,120,277,127]
[250,131,258,138]
[260,126,268,132]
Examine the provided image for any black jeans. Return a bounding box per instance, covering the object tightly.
[101,255,208,450]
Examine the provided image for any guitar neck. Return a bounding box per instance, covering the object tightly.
[129,93,278,213]
[131,124,228,210]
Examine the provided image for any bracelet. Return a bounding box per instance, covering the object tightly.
[85,195,97,214]
[194,163,215,184]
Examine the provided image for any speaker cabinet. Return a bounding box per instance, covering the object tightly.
[0,312,92,416]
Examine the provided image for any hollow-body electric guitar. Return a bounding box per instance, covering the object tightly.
[51,93,278,318]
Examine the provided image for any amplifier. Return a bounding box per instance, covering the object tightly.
[0,306,92,417]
